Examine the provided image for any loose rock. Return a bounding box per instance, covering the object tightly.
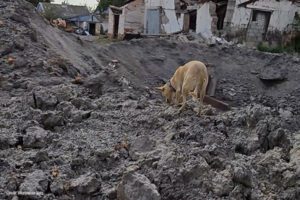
[117,172,161,200]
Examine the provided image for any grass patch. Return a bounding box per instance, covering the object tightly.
[96,35,119,45]
[257,42,299,54]
[257,43,285,53]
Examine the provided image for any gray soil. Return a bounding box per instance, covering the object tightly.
[0,1,300,200]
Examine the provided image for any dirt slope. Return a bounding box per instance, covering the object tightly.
[0,1,300,200]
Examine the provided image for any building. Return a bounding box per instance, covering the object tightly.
[224,0,300,46]
[108,0,182,39]
[108,0,300,47]
[36,2,101,35]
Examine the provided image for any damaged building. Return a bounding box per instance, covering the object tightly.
[37,2,101,35]
[108,0,182,39]
[107,0,228,39]
[224,0,300,46]
[108,0,300,47]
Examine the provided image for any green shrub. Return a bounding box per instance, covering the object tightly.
[97,0,127,13]
[257,43,284,53]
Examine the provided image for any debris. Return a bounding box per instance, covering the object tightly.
[177,35,189,43]
[72,74,84,84]
[115,139,129,151]
[32,151,49,163]
[117,172,161,200]
[19,170,49,193]
[129,135,155,160]
[14,58,28,68]
[69,173,101,194]
[64,26,74,32]
[41,112,65,130]
[211,169,234,196]
[23,126,49,149]
[258,57,288,82]
[50,180,64,195]
[204,96,230,111]
[259,66,287,81]
[109,60,119,68]
[279,108,293,119]
[51,166,59,178]
[0,20,4,27]
[0,43,14,57]
[33,89,58,110]
[250,70,259,75]
[51,18,66,29]
[233,166,252,187]
[10,13,29,25]
[7,56,15,65]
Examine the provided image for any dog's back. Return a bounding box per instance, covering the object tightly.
[183,61,208,98]
[175,60,208,113]
[171,61,208,94]
[157,60,208,114]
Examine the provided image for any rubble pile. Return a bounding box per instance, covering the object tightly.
[0,1,300,200]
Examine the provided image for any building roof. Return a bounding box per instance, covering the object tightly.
[67,15,100,23]
[38,3,90,19]
[238,0,300,7]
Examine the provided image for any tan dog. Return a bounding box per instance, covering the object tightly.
[156,60,209,114]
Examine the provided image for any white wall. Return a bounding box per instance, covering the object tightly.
[177,13,184,29]
[196,3,213,38]
[118,13,125,35]
[230,0,299,32]
[231,0,252,29]
[108,8,114,35]
[162,9,181,33]
[122,0,145,34]
[145,0,181,34]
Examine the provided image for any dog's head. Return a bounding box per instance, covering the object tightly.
[156,82,175,104]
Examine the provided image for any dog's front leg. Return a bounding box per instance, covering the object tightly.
[179,88,188,112]
[175,90,182,106]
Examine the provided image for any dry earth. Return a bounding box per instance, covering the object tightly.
[0,1,300,200]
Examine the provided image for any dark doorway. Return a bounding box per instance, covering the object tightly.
[113,14,120,38]
[89,23,96,35]
[189,10,197,31]
[251,10,271,40]
[216,3,227,30]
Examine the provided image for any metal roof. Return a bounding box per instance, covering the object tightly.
[38,3,90,19]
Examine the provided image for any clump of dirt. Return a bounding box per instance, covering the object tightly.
[0,1,300,200]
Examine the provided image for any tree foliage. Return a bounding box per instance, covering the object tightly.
[26,0,52,7]
[97,0,127,13]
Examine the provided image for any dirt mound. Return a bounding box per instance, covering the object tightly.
[0,1,300,200]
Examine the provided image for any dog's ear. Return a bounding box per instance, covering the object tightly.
[155,86,165,91]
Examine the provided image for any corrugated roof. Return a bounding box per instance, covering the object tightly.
[39,3,90,19]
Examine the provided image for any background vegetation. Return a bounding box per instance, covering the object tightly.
[97,0,127,13]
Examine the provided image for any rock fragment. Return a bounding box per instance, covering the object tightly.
[117,172,161,200]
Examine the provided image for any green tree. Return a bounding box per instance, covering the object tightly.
[26,0,53,7]
[97,0,127,13]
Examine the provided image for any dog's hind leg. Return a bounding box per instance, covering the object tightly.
[198,78,208,115]
[191,84,200,102]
